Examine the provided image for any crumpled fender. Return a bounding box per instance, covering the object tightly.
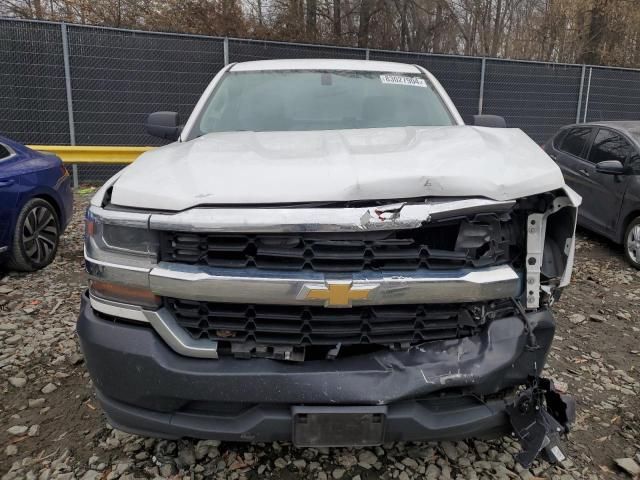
[558,185,581,288]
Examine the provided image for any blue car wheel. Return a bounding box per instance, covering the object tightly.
[8,197,60,271]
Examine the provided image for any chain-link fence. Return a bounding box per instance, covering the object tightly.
[0,20,69,144]
[2,17,640,185]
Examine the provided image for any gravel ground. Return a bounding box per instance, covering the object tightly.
[1,192,639,480]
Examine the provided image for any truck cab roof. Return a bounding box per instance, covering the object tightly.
[229,58,422,73]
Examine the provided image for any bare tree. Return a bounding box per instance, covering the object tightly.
[5,0,640,67]
[307,0,317,38]
[333,0,342,39]
[357,0,374,47]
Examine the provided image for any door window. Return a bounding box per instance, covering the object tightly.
[588,129,636,165]
[552,130,568,149]
[559,127,592,159]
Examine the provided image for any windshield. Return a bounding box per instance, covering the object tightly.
[193,70,455,136]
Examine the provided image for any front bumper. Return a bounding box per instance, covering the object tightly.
[77,292,556,442]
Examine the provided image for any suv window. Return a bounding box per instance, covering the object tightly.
[559,127,592,159]
[588,129,636,164]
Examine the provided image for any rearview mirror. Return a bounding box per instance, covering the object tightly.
[473,115,507,128]
[596,160,626,175]
[145,111,181,141]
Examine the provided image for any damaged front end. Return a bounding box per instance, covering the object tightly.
[509,187,580,467]
[81,187,580,462]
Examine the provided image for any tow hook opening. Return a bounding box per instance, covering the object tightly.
[506,377,576,468]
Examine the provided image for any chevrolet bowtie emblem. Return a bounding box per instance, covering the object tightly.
[298,281,379,308]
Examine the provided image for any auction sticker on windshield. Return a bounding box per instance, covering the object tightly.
[380,74,427,87]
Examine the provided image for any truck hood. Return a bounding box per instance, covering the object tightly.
[110,126,565,210]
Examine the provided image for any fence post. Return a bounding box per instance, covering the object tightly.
[60,22,78,188]
[224,37,229,66]
[365,48,370,60]
[576,65,586,123]
[583,67,592,123]
[478,57,486,115]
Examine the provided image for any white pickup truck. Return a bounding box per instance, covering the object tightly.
[78,59,580,466]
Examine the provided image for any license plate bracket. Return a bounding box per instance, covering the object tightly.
[292,406,387,447]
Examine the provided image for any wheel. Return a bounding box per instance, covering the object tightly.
[624,216,640,269]
[7,198,60,272]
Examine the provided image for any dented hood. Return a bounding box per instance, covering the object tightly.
[111,126,565,210]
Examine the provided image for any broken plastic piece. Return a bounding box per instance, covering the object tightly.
[541,378,576,434]
[506,378,575,468]
[230,343,305,362]
[327,343,342,360]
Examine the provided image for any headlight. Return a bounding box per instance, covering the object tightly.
[85,206,158,268]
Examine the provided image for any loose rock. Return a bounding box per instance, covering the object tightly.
[615,457,640,476]
[7,425,28,435]
[8,377,26,388]
[569,313,586,324]
[41,383,57,394]
[332,468,345,479]
[5,444,18,456]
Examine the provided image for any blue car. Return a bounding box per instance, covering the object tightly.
[0,136,73,271]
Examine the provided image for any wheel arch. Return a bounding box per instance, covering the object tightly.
[19,186,65,226]
[32,193,62,224]
[618,209,640,244]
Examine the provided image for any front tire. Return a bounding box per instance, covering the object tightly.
[623,216,640,269]
[7,198,60,272]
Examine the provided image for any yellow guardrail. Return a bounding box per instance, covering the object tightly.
[27,145,155,164]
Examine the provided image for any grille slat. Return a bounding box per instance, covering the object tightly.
[165,298,514,348]
[159,214,517,272]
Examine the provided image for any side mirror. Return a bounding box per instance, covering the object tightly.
[145,111,181,141]
[596,160,626,175]
[473,114,507,128]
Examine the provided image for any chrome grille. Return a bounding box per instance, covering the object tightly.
[165,298,514,348]
[159,214,518,272]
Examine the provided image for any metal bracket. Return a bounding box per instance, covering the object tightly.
[525,213,544,308]
[525,197,574,309]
